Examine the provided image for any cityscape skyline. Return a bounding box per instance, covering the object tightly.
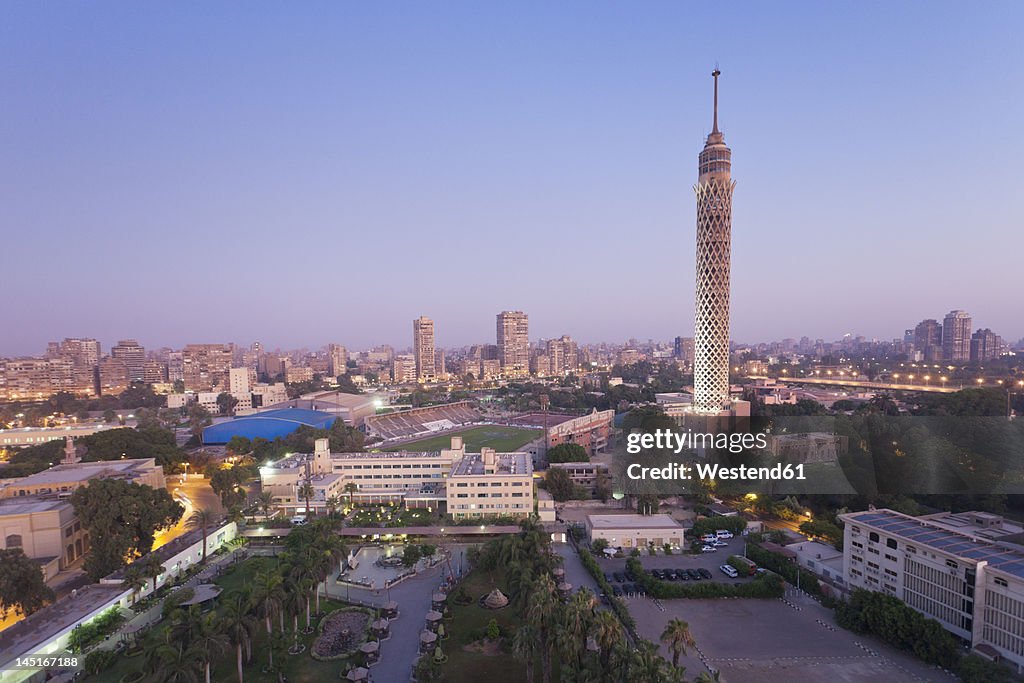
[2,3,1022,355]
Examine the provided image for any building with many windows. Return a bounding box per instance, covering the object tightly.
[840,508,1024,668]
[413,316,437,382]
[259,436,534,519]
[496,311,529,376]
[942,310,972,362]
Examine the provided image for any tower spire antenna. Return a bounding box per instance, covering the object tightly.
[712,66,721,134]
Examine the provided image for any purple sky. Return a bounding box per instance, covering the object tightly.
[2,2,1022,355]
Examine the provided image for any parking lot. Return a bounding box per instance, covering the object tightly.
[623,585,955,682]
[594,535,756,594]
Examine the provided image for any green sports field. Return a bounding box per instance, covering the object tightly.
[381,425,541,453]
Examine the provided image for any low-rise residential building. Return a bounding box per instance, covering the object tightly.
[548,461,609,492]
[0,497,86,579]
[840,508,1024,669]
[585,513,684,549]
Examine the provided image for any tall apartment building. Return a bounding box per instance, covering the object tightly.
[545,335,578,375]
[914,319,943,362]
[413,316,436,382]
[840,508,1024,668]
[182,344,233,392]
[110,340,145,382]
[328,344,348,378]
[0,358,78,401]
[673,336,696,364]
[96,357,130,396]
[284,366,314,384]
[970,329,1003,362]
[392,355,416,383]
[434,349,446,378]
[496,311,529,375]
[142,360,167,384]
[942,310,972,362]
[52,338,101,369]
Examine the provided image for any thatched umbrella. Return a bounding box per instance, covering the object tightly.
[426,610,443,623]
[483,588,509,609]
[345,667,368,681]
[420,630,438,652]
[384,600,399,617]
[371,618,389,636]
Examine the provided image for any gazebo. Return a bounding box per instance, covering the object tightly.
[552,568,565,578]
[431,591,447,609]
[371,618,390,639]
[420,629,438,653]
[483,588,509,609]
[384,601,399,618]
[359,640,379,664]
[425,610,443,630]
[345,667,368,681]
[557,582,573,596]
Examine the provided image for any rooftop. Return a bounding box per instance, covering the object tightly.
[0,497,69,515]
[450,452,530,476]
[0,584,127,665]
[845,509,1024,580]
[6,458,157,487]
[587,513,682,530]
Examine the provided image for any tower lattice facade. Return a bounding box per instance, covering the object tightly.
[693,70,735,413]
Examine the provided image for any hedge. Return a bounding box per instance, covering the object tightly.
[745,543,822,596]
[578,544,635,629]
[626,559,784,599]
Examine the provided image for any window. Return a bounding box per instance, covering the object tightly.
[5,534,22,548]
[869,532,879,543]
[887,538,897,549]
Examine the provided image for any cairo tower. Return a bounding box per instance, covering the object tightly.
[693,69,735,414]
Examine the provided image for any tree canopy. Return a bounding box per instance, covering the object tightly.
[71,479,184,581]
[546,443,589,463]
[0,548,55,617]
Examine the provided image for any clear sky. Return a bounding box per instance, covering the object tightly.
[2,2,1022,355]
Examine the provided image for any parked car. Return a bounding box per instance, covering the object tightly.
[664,569,678,581]
[712,540,728,547]
[612,585,623,596]
[716,530,734,539]
[677,570,689,581]
[698,568,713,579]
[613,572,625,583]
[604,573,614,582]
[700,534,718,543]
[701,545,717,553]
[720,564,739,578]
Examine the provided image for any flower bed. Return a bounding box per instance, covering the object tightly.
[310,607,372,661]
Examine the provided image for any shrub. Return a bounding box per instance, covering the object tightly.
[84,649,118,675]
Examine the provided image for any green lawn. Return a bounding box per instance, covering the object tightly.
[440,568,547,683]
[93,558,374,683]
[382,426,540,453]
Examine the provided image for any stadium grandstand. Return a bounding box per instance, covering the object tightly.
[364,400,480,441]
[505,408,614,456]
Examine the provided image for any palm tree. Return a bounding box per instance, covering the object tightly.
[251,569,284,648]
[629,639,671,683]
[559,588,596,669]
[282,576,307,651]
[298,481,315,518]
[511,624,538,683]
[169,604,205,648]
[591,610,622,669]
[139,553,165,594]
[192,611,229,683]
[660,618,695,670]
[526,575,559,683]
[325,495,340,518]
[220,592,257,683]
[257,491,274,519]
[185,509,214,564]
[153,643,202,683]
[122,566,147,604]
[343,482,358,509]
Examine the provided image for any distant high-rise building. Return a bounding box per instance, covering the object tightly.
[692,70,734,413]
[545,335,578,375]
[111,339,145,383]
[673,336,695,364]
[328,344,348,378]
[913,319,943,362]
[970,328,1002,362]
[182,344,233,392]
[496,311,529,375]
[413,316,436,382]
[942,310,972,362]
[392,355,416,383]
[97,357,130,396]
[434,349,446,378]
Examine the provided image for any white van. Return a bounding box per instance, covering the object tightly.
[716,530,733,539]
[290,515,307,526]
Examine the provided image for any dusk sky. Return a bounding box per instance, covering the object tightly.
[3,2,1022,355]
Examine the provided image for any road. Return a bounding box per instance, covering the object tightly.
[153,474,224,550]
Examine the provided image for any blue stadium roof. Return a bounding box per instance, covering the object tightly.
[202,408,337,445]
